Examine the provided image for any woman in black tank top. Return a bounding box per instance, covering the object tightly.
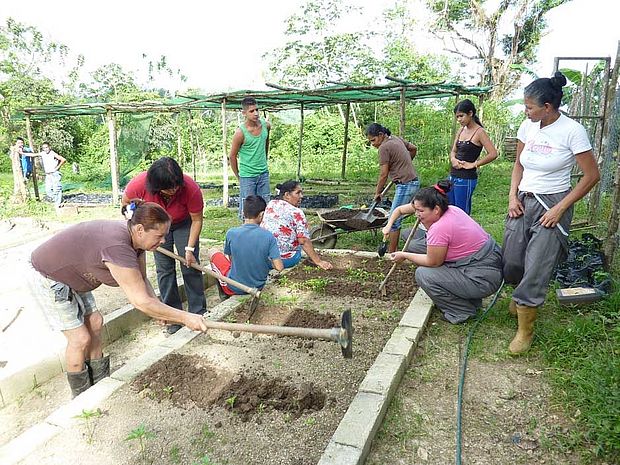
[448,99,498,214]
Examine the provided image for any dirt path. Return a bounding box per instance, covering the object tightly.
[366,313,583,465]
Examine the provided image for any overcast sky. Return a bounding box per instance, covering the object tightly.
[1,0,618,93]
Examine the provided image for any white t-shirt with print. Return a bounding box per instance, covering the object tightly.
[41,150,59,173]
[517,114,592,194]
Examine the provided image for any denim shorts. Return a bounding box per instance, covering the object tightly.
[389,179,420,231]
[28,263,97,331]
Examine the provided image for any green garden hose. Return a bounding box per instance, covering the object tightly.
[455,280,505,465]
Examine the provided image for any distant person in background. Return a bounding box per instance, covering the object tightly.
[123,157,206,334]
[261,180,332,270]
[37,142,66,209]
[366,123,420,253]
[209,195,283,299]
[448,99,498,214]
[503,72,600,355]
[9,137,33,180]
[384,180,503,324]
[229,97,271,220]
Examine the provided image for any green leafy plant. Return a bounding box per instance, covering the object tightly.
[125,424,156,464]
[225,395,237,409]
[169,445,181,464]
[303,278,330,292]
[193,454,214,465]
[74,408,104,444]
[162,385,174,399]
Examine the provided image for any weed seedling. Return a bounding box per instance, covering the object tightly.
[304,278,329,292]
[125,424,156,464]
[169,445,181,464]
[193,454,214,465]
[305,417,317,426]
[163,385,174,399]
[74,408,104,444]
[225,395,237,409]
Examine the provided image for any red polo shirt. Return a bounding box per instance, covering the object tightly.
[124,172,204,224]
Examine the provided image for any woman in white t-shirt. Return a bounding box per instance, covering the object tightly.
[503,72,600,354]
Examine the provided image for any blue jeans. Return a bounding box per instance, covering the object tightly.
[448,176,477,215]
[389,179,420,231]
[239,171,271,219]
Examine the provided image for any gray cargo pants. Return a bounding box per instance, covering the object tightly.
[502,191,572,307]
[415,239,504,324]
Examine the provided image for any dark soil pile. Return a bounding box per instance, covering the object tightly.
[284,308,338,329]
[283,255,417,302]
[131,354,326,422]
[63,192,113,204]
[217,375,326,421]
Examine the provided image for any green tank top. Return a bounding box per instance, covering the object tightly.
[238,119,269,177]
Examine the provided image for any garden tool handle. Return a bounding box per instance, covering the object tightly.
[155,247,260,297]
[378,217,420,292]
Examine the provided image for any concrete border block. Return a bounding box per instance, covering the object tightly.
[382,326,422,363]
[399,289,433,329]
[330,391,388,456]
[0,422,62,465]
[358,352,406,398]
[160,327,201,349]
[317,441,362,465]
[46,377,124,428]
[111,345,174,382]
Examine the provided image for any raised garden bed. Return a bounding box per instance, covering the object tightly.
[14,253,419,465]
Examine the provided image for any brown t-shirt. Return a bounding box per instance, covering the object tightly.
[31,220,141,292]
[378,136,417,183]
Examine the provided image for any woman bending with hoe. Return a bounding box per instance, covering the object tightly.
[29,201,208,398]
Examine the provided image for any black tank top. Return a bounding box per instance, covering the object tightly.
[450,127,483,180]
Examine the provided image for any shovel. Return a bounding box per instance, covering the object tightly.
[345,181,394,230]
[156,247,261,315]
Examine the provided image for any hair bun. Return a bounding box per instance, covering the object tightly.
[550,71,567,89]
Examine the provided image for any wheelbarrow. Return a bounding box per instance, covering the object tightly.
[309,206,390,249]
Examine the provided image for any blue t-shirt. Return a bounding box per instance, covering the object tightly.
[224,223,280,294]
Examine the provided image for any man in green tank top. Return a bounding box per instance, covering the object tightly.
[229,97,272,219]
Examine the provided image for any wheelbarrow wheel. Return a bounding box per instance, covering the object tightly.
[310,225,337,249]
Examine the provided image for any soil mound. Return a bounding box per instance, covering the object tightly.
[284,308,338,329]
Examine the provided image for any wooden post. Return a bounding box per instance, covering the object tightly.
[107,110,120,204]
[297,103,305,181]
[25,115,40,200]
[221,99,229,207]
[187,110,197,180]
[176,112,182,161]
[399,87,406,137]
[341,102,350,180]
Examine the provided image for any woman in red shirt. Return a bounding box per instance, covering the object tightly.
[123,157,206,334]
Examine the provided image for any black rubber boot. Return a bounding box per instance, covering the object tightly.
[67,366,92,398]
[86,355,110,385]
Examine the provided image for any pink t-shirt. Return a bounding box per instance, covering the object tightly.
[426,206,489,262]
[124,172,203,224]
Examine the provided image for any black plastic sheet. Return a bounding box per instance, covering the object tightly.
[554,233,611,295]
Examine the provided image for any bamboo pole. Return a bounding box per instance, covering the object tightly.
[25,116,40,200]
[221,99,229,207]
[187,110,197,180]
[107,110,120,204]
[297,102,304,181]
[399,87,406,137]
[341,102,350,180]
[176,112,182,161]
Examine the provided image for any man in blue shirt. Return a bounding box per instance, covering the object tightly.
[209,195,283,298]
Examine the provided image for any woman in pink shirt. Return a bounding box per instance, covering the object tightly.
[382,180,503,323]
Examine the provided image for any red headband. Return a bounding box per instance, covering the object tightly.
[433,184,446,195]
